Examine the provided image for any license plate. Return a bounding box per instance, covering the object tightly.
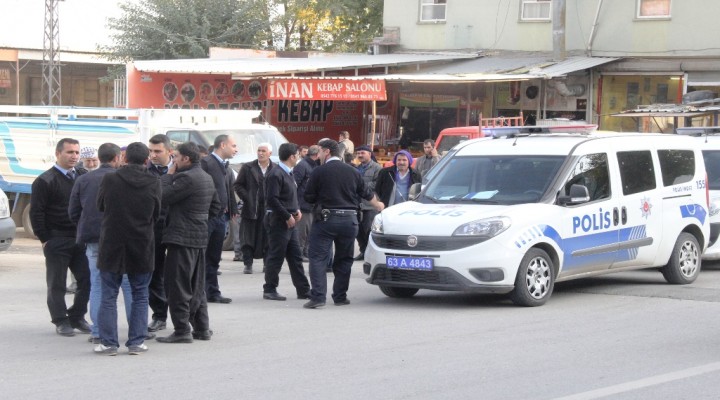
[385,256,434,271]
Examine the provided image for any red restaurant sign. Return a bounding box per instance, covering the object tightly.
[266,79,386,101]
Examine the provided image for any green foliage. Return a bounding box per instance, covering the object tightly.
[101,0,383,60]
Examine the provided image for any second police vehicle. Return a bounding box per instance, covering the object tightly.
[364,128,710,306]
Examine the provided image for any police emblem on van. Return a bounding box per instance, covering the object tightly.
[407,235,418,247]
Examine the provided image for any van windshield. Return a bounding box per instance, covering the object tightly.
[422,155,566,205]
[198,128,288,164]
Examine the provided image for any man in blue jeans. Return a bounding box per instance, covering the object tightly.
[95,142,161,355]
[69,143,132,344]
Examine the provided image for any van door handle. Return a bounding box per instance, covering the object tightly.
[613,208,619,226]
[621,206,628,225]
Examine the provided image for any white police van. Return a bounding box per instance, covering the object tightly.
[364,128,709,306]
[676,127,720,260]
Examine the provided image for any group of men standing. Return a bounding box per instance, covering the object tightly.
[31,130,440,354]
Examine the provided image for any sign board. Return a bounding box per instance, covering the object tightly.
[266,79,387,101]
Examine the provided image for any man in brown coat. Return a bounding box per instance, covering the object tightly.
[95,142,161,355]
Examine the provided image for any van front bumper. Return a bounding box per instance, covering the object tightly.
[365,263,514,294]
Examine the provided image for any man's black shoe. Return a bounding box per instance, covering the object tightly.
[192,330,213,341]
[148,319,166,332]
[263,292,287,301]
[55,321,75,337]
[70,319,91,334]
[243,265,252,274]
[334,299,351,306]
[303,299,326,309]
[208,295,232,304]
[353,253,364,261]
[233,256,241,261]
[297,292,310,300]
[156,332,193,343]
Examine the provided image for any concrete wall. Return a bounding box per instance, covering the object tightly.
[384,0,720,56]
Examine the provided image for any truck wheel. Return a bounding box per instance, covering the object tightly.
[509,248,554,307]
[222,219,236,251]
[379,286,419,298]
[21,204,37,239]
[661,233,701,284]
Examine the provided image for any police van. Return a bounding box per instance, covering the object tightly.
[364,128,709,306]
[676,127,720,260]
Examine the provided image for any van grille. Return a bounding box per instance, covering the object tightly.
[372,234,483,251]
[372,266,459,286]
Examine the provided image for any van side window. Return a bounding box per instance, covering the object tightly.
[702,150,720,190]
[564,153,610,202]
[658,150,695,186]
[166,130,190,147]
[617,151,656,195]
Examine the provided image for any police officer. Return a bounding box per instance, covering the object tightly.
[302,139,384,309]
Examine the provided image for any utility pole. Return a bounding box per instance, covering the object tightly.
[42,0,63,105]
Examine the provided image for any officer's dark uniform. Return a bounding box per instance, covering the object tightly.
[304,141,375,305]
[263,161,310,298]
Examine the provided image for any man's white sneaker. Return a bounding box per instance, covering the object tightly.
[93,344,118,356]
[128,343,149,355]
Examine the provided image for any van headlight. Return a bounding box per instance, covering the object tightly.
[0,191,9,219]
[371,213,383,234]
[710,200,720,217]
[453,217,510,237]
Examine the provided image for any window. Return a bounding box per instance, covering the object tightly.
[618,151,656,195]
[703,151,720,190]
[564,154,611,203]
[658,150,694,186]
[521,0,551,21]
[637,0,671,19]
[420,0,446,22]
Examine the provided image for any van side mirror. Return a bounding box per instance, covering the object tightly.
[558,184,590,205]
[409,183,422,200]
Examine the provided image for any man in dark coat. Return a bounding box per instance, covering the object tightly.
[233,143,274,274]
[68,142,132,344]
[200,134,237,304]
[293,144,319,260]
[375,150,422,207]
[95,142,161,355]
[157,142,222,344]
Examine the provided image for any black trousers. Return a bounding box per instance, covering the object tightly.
[356,209,378,254]
[148,232,168,322]
[43,236,89,325]
[205,215,226,299]
[164,244,209,335]
[263,214,310,296]
[308,214,358,303]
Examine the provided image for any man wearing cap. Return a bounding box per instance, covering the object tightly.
[302,139,384,309]
[79,146,100,171]
[354,145,382,261]
[375,150,421,207]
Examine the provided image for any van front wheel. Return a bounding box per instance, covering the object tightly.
[509,248,555,307]
[662,233,701,284]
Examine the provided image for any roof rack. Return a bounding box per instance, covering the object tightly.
[485,125,597,138]
[675,126,720,136]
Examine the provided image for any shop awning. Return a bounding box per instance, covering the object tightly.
[131,53,478,77]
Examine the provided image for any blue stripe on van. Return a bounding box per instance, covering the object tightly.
[0,125,47,176]
[680,204,707,225]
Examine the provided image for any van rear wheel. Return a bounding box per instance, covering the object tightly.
[21,204,37,239]
[509,248,555,307]
[661,233,701,284]
[379,286,419,298]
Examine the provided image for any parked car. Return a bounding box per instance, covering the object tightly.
[0,188,16,251]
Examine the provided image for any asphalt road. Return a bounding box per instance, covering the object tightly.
[2,229,720,399]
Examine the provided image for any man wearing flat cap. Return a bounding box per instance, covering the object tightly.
[354,145,382,261]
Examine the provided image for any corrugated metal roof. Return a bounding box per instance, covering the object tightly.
[132,53,479,76]
[376,55,618,81]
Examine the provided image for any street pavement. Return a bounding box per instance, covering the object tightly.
[2,229,720,399]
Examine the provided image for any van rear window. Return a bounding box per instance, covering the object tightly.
[617,151,656,195]
[658,150,695,186]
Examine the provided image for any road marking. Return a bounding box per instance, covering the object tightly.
[553,362,720,400]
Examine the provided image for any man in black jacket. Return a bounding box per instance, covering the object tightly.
[263,143,311,301]
[156,142,222,344]
[200,134,237,304]
[233,143,274,274]
[95,142,161,355]
[30,137,91,336]
[293,145,319,260]
[146,134,174,333]
[375,150,421,207]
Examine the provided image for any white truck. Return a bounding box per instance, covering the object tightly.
[0,106,287,239]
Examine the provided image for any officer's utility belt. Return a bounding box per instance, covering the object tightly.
[320,208,357,221]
